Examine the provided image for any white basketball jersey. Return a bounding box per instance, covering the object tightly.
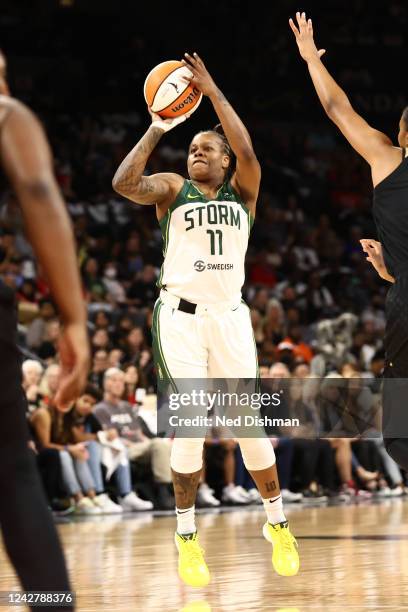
[157,179,254,303]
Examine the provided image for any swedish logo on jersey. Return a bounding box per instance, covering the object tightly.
[194,260,206,272]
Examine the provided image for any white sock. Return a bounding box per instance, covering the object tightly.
[262,494,286,525]
[176,505,196,535]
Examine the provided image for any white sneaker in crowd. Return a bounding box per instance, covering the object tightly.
[389,485,404,497]
[246,487,263,504]
[196,483,221,507]
[74,497,102,515]
[119,491,153,511]
[94,493,123,514]
[222,484,250,505]
[281,489,303,503]
[375,486,392,498]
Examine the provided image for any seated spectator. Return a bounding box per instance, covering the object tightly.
[22,359,44,413]
[276,341,297,371]
[138,348,156,393]
[123,326,145,362]
[39,363,61,407]
[37,319,60,362]
[91,328,111,353]
[123,364,142,405]
[293,362,311,378]
[70,385,147,512]
[282,326,314,364]
[88,349,108,389]
[94,367,174,509]
[108,348,124,368]
[102,261,126,304]
[25,297,56,350]
[30,394,103,515]
[261,363,304,503]
[91,310,115,335]
[305,272,336,322]
[126,264,158,308]
[81,257,106,302]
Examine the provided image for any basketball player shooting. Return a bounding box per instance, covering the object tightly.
[113,52,299,587]
[290,11,408,473]
[0,54,89,611]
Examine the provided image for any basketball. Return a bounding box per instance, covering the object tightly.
[143,60,202,119]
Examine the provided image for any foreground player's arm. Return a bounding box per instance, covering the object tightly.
[289,12,393,168]
[360,239,395,283]
[112,113,188,206]
[183,53,261,212]
[0,100,89,407]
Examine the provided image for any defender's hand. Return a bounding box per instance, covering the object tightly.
[360,239,393,281]
[289,11,326,63]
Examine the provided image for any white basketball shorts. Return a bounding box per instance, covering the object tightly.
[152,290,258,380]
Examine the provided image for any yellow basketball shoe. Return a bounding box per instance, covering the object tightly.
[175,532,211,587]
[262,521,299,576]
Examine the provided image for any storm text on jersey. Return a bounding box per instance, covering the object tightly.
[184,204,241,231]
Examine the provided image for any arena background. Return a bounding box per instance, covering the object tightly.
[1,0,404,357]
[0,1,407,610]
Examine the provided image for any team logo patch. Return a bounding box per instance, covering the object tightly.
[194,260,206,272]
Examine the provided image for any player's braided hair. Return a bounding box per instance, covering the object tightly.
[212,123,236,180]
[402,106,408,130]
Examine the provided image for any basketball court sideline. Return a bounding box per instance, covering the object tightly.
[1,499,407,611]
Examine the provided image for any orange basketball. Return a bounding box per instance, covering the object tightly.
[143,60,203,119]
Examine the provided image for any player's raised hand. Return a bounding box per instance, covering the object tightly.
[182,53,217,98]
[289,11,326,63]
[147,105,192,133]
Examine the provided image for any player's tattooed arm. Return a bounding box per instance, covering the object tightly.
[112,126,172,205]
[182,53,260,214]
[172,469,202,509]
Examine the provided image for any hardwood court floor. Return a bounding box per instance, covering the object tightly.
[1,500,408,611]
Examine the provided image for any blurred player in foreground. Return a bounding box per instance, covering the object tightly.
[0,51,89,611]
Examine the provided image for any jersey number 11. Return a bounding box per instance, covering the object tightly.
[206,229,223,255]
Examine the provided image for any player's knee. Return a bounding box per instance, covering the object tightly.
[170,437,205,473]
[238,437,276,471]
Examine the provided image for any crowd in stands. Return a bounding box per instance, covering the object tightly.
[0,0,407,514]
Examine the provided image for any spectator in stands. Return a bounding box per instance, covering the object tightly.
[102,261,126,304]
[81,257,106,302]
[88,349,109,388]
[123,326,145,362]
[126,264,158,308]
[94,367,174,509]
[22,359,44,413]
[39,363,61,407]
[305,272,336,322]
[282,326,314,364]
[91,328,111,353]
[69,385,136,512]
[25,298,56,350]
[108,348,124,368]
[37,319,60,362]
[262,362,303,503]
[123,364,141,404]
[30,398,102,515]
